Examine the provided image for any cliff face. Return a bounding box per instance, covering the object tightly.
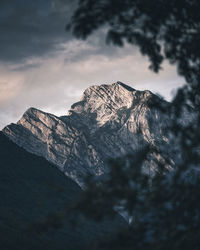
[3,82,172,187]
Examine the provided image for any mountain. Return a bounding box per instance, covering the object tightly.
[3,81,173,187]
[0,132,125,250]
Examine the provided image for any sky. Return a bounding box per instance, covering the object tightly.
[0,0,185,129]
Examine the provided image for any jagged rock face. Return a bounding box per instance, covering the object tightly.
[3,82,171,187]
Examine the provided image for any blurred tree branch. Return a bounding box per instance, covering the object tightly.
[67,0,200,86]
[67,1,200,249]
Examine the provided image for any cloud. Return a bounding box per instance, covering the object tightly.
[0,67,24,105]
[0,0,136,66]
[0,1,184,130]
[0,39,184,130]
[0,0,78,64]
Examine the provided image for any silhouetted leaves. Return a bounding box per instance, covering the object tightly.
[68,0,200,85]
[67,1,200,249]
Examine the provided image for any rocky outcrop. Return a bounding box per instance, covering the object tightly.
[3,82,173,187]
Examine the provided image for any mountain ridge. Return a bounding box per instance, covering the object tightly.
[3,82,172,187]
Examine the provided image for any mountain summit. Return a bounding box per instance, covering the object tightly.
[3,82,171,187]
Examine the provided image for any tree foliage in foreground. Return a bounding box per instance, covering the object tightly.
[68,0,200,85]
[76,86,200,250]
[78,128,200,250]
[67,1,200,249]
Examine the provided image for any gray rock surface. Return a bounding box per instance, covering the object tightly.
[3,82,174,187]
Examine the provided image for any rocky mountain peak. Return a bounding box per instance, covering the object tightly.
[70,82,155,128]
[2,82,171,187]
[18,107,60,129]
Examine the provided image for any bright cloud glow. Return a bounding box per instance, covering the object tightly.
[0,40,184,129]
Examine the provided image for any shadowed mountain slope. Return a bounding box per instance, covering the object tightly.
[0,132,125,250]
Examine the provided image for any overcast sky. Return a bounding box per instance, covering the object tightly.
[0,0,184,129]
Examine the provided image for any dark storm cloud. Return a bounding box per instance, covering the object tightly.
[0,0,78,63]
[0,0,138,67]
[0,0,184,130]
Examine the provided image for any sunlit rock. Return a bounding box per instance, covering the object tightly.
[3,82,175,187]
